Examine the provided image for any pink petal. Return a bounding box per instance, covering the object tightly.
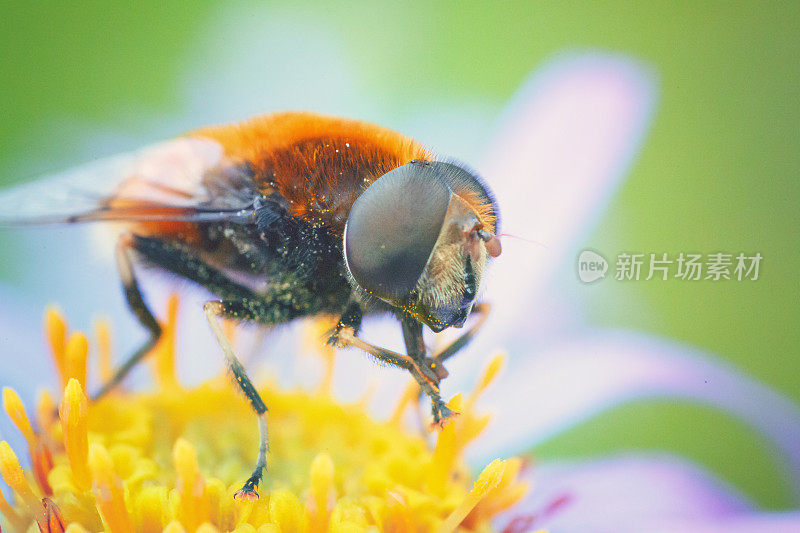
[477,53,657,344]
[496,454,786,533]
[308,58,661,413]
[649,513,800,533]
[468,330,800,498]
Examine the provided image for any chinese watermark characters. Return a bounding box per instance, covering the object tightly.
[577,250,762,283]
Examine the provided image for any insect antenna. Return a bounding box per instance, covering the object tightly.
[496,233,549,249]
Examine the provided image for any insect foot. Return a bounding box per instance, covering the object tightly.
[234,474,262,501]
[325,323,351,348]
[430,398,460,430]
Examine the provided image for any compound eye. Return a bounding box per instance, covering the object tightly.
[344,161,451,302]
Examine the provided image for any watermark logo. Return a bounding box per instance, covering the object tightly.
[577,249,609,283]
[577,249,762,282]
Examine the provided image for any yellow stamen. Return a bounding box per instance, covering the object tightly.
[269,489,310,532]
[132,485,169,533]
[0,440,41,518]
[205,478,244,530]
[163,521,188,533]
[389,381,421,426]
[32,439,55,497]
[328,499,369,532]
[308,452,334,531]
[59,378,91,491]
[468,354,505,409]
[88,442,134,533]
[467,457,528,524]
[0,483,28,531]
[357,381,377,410]
[64,332,89,390]
[4,387,55,495]
[440,459,506,532]
[174,438,210,531]
[2,302,527,531]
[374,491,413,532]
[3,387,36,447]
[95,318,113,384]
[152,293,179,390]
[45,306,68,388]
[37,389,57,431]
[427,395,463,497]
[454,355,506,454]
[304,317,338,394]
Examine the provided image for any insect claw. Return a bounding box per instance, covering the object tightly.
[234,477,261,500]
[326,324,354,348]
[234,465,265,500]
[430,401,459,430]
[234,487,260,501]
[429,412,459,431]
[325,330,339,346]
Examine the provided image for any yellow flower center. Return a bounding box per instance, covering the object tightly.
[1,296,527,532]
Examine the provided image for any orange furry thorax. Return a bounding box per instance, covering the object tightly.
[193,112,433,231]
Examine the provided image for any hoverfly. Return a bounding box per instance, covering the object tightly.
[0,112,501,499]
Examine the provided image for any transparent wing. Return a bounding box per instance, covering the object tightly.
[0,137,256,225]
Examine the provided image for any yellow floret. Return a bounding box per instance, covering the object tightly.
[0,299,526,532]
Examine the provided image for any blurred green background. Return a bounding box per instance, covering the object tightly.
[1,1,798,509]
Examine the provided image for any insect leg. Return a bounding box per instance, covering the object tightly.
[337,326,456,426]
[399,318,456,427]
[128,236,308,499]
[201,294,306,500]
[204,300,268,500]
[431,302,491,363]
[92,234,163,401]
[326,300,364,346]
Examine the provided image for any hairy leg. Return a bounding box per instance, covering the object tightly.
[92,234,162,400]
[336,324,455,426]
[204,301,269,500]
[409,303,491,431]
[118,235,307,498]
